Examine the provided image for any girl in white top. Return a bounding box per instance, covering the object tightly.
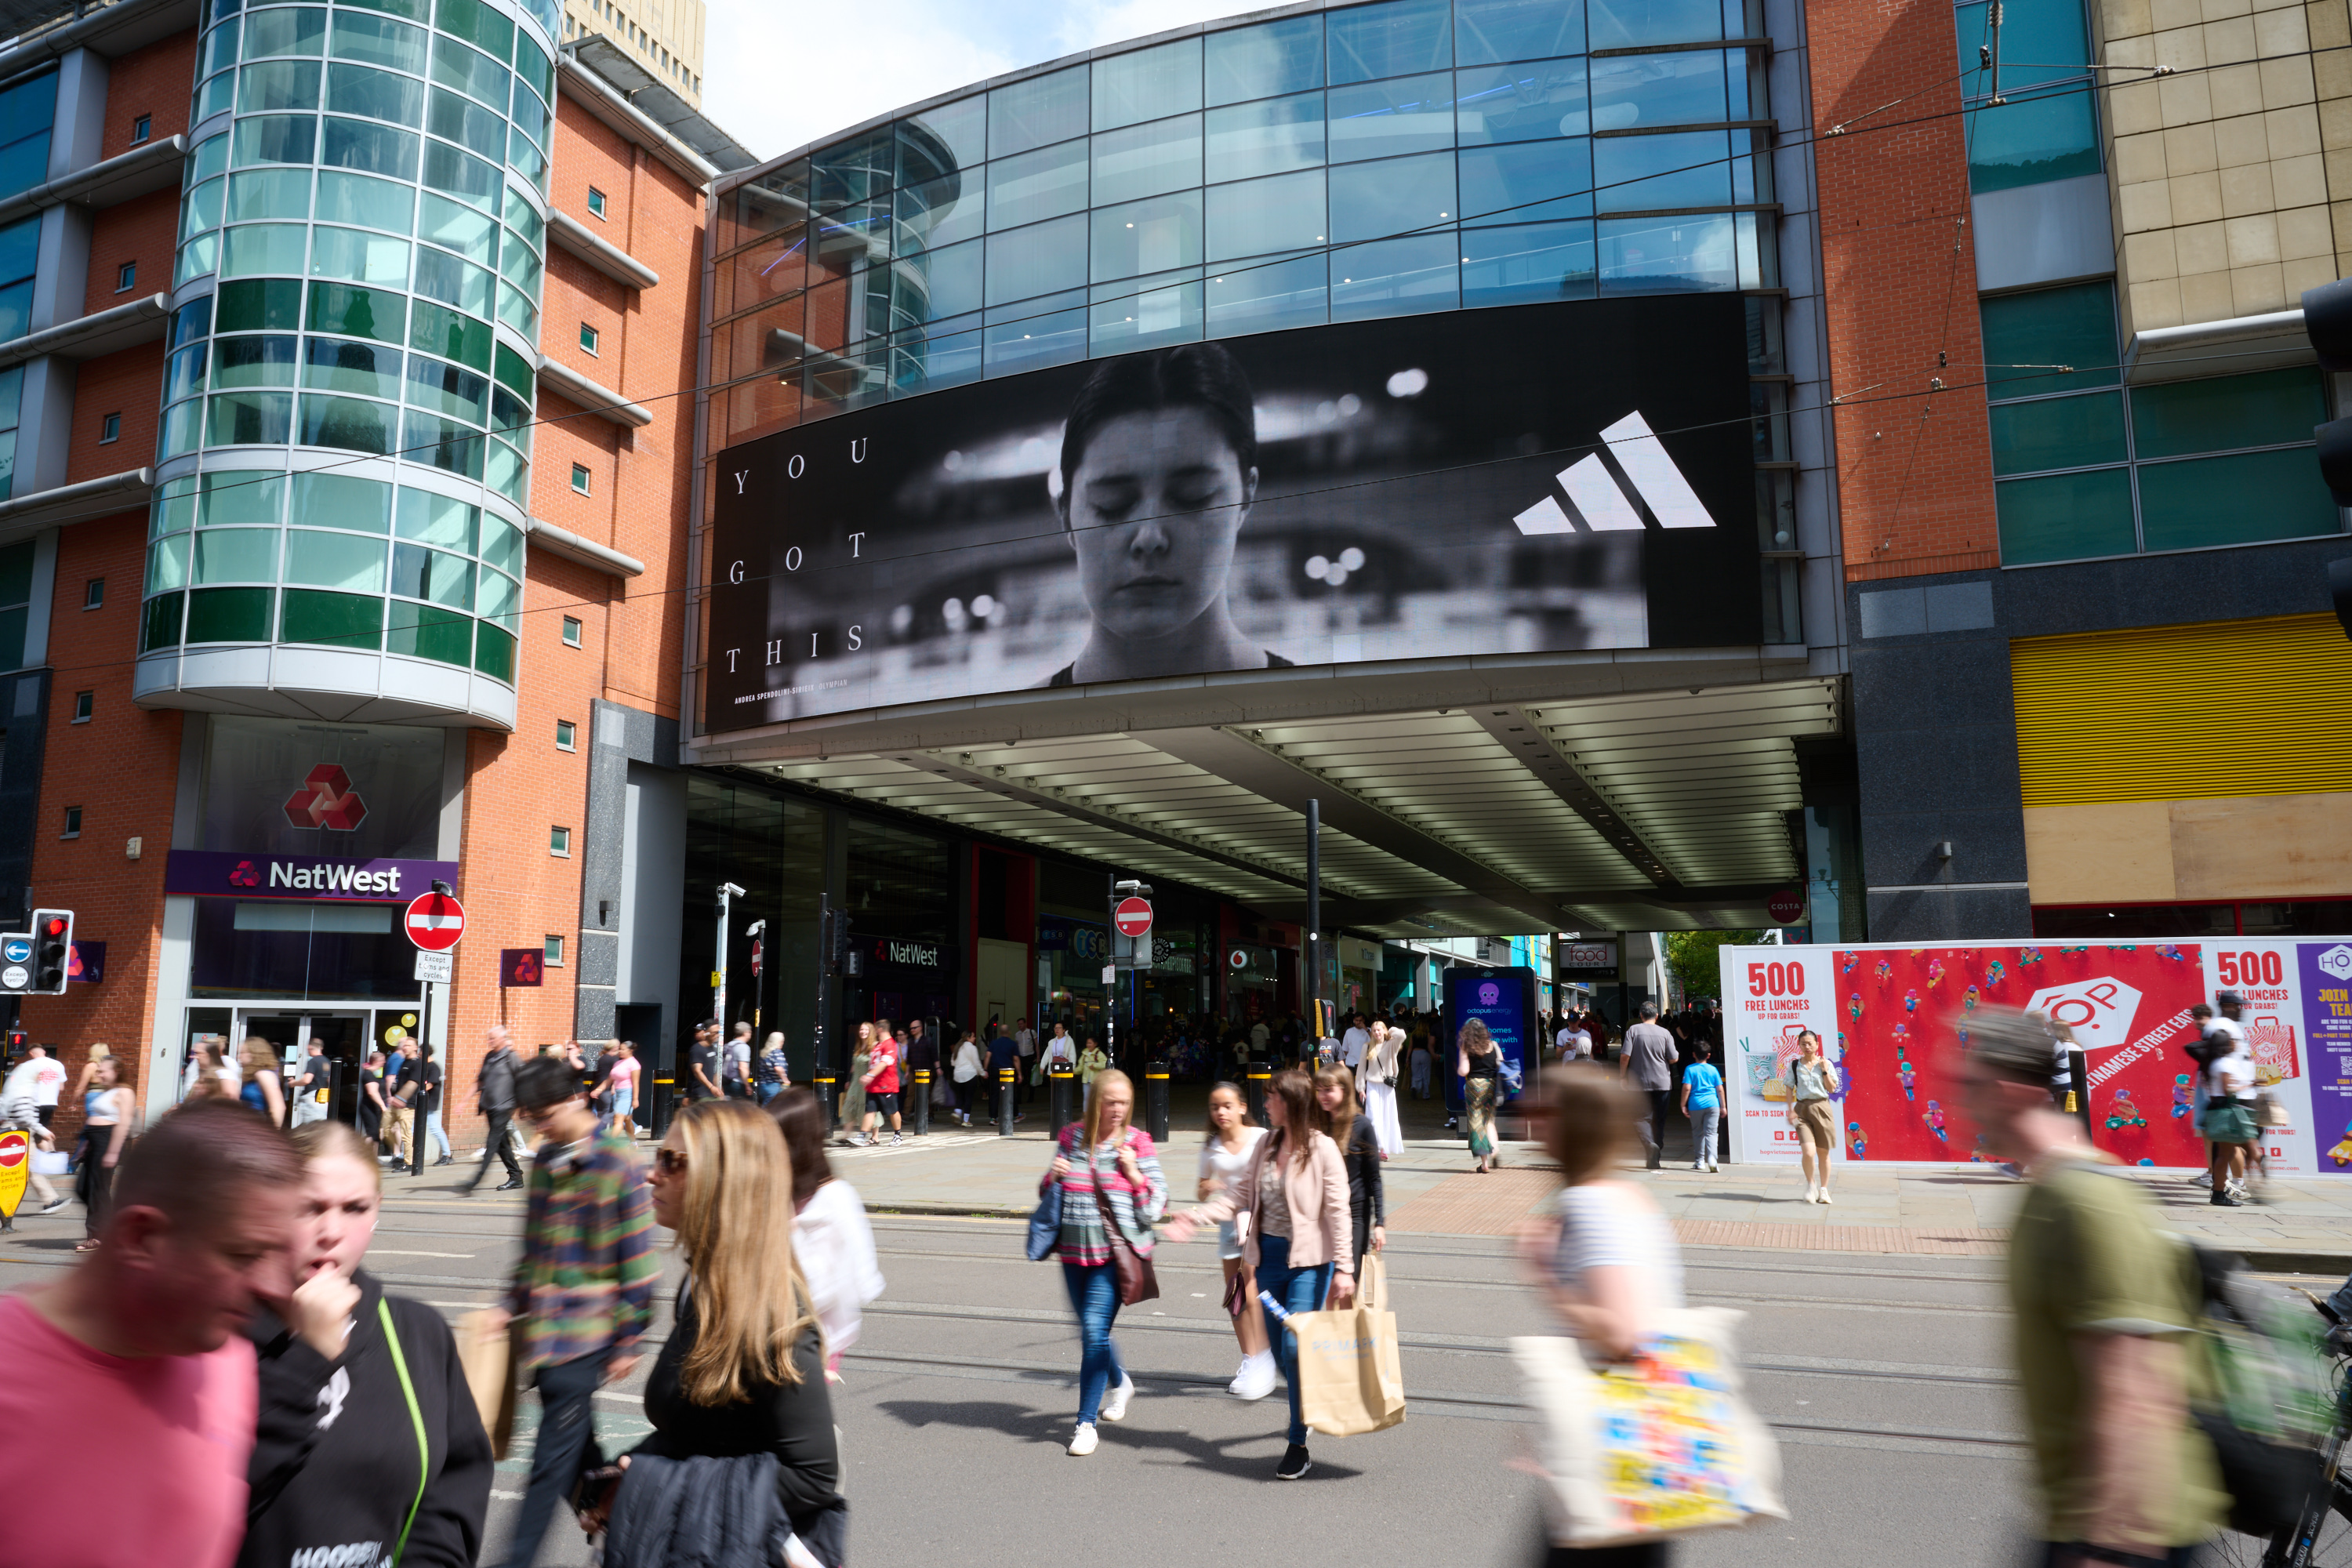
[1359,1021,1404,1159]
[770,1088,883,1374]
[1521,1063,1686,1352]
[949,1031,984,1127]
[1198,1081,1274,1400]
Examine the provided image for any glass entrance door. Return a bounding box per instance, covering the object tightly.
[233,1010,372,1124]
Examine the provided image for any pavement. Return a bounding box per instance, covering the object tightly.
[376,1087,2352,1276]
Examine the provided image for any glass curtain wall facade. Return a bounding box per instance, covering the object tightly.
[709,0,1781,447]
[140,0,557,700]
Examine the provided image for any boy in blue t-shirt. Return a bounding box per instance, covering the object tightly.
[1681,1043,1726,1171]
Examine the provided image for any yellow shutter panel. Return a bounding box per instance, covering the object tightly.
[2010,613,2352,808]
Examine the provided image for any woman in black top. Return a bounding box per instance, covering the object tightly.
[1458,1018,1503,1174]
[1312,1068,1385,1269]
[611,1098,844,1564]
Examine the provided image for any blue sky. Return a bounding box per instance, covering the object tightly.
[704,0,1255,161]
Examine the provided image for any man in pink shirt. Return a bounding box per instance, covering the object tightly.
[0,1098,306,1568]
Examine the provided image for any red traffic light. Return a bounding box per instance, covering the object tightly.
[38,917,64,938]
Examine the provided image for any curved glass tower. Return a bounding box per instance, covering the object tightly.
[137,0,562,729]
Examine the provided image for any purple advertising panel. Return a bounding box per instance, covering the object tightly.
[164,850,459,902]
[1444,965,1536,1109]
[2301,941,2352,1173]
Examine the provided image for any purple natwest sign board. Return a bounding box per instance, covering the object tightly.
[164,849,460,902]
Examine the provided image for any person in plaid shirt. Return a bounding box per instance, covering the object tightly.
[484,1054,657,1568]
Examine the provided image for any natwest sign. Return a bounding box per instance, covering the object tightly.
[164,849,461,902]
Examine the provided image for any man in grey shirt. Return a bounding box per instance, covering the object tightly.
[1618,1002,1678,1170]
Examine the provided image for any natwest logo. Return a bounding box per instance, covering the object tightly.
[285,764,367,831]
[256,859,407,895]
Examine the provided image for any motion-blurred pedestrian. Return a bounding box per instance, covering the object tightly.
[242,1121,492,1568]
[758,1030,792,1103]
[461,1026,524,1194]
[840,1022,871,1137]
[241,1036,289,1126]
[1200,1081,1272,1399]
[0,1099,303,1567]
[1519,1063,1689,1566]
[0,1069,64,1212]
[1043,1069,1166,1457]
[1167,1068,1354,1480]
[73,1054,133,1250]
[484,1055,657,1568]
[855,1020,902,1147]
[768,1088,883,1372]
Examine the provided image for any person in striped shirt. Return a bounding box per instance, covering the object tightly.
[482,1054,658,1568]
[1043,1069,1167,1457]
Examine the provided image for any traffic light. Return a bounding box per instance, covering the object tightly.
[2301,278,2352,505]
[30,909,71,994]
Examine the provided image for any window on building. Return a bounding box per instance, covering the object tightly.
[71,691,91,722]
[99,412,120,444]
[561,615,583,646]
[586,187,608,220]
[0,540,36,668]
[579,323,600,356]
[130,114,151,145]
[545,934,565,964]
[83,578,101,610]
[550,825,571,856]
[0,70,56,206]
[1981,280,2339,565]
[1955,0,2100,193]
[571,463,591,494]
[61,806,80,838]
[0,216,41,347]
[556,717,576,749]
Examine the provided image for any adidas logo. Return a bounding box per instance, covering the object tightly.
[1512,412,1719,535]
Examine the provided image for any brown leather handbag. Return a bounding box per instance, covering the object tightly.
[1088,1139,1160,1307]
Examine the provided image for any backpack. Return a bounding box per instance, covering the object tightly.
[2187,1243,2332,1537]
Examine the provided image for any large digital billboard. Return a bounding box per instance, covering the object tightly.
[706,297,1759,731]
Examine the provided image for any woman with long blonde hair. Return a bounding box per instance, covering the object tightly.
[840,1022,871,1138]
[238,1036,286,1125]
[1040,1067,1167,1457]
[611,1099,844,1558]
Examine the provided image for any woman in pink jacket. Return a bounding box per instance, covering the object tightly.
[1166,1068,1354,1480]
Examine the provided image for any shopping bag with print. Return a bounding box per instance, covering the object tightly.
[456,1308,520,1461]
[1511,1308,1787,1548]
[1293,1255,1406,1437]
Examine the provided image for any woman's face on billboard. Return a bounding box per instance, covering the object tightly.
[1063,407,1257,645]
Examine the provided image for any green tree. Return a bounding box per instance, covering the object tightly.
[1663,930,1763,1004]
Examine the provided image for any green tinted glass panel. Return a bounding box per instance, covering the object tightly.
[216,277,304,330]
[152,478,198,536]
[1957,0,2100,194]
[492,340,532,400]
[281,587,383,648]
[291,470,390,531]
[186,586,274,641]
[212,335,298,389]
[242,5,325,57]
[0,539,30,604]
[343,0,426,20]
[409,298,492,371]
[227,167,310,221]
[301,336,401,398]
[473,619,513,681]
[434,0,513,63]
[239,59,320,111]
[297,393,396,454]
[512,31,551,102]
[402,408,483,477]
[331,12,428,72]
[0,605,24,670]
[142,590,185,651]
[147,533,191,593]
[316,170,415,230]
[2129,368,2327,459]
[394,485,475,548]
[201,470,285,526]
[386,600,470,664]
[1981,280,2117,397]
[478,511,520,574]
[1988,390,2125,476]
[306,281,405,343]
[1995,466,2136,565]
[2137,448,2342,553]
[194,527,278,583]
[210,390,292,444]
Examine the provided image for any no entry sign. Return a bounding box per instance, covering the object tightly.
[1113,896,1153,938]
[405,891,466,952]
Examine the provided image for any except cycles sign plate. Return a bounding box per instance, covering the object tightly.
[404,892,466,952]
[1113,897,1153,938]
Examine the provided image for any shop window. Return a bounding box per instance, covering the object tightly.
[1955,0,2100,193]
[1984,281,2339,565]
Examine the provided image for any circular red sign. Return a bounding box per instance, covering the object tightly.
[1766,887,1806,924]
[1113,896,1153,938]
[0,1131,25,1168]
[405,891,466,951]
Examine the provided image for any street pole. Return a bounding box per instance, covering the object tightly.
[746,919,765,1032]
[1305,798,1321,1046]
[715,882,744,1029]
[815,896,837,1131]
[410,977,429,1178]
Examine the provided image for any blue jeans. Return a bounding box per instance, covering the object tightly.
[1255,1232,1335,1446]
[426,1110,451,1160]
[503,1351,606,1568]
[1062,1262,1126,1425]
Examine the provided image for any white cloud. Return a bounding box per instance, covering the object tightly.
[703,0,1270,164]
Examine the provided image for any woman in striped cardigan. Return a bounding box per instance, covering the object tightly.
[1043,1068,1167,1457]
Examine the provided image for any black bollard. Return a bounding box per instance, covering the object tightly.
[912,1068,931,1136]
[998,1065,1017,1135]
[1049,1064,1078,1137]
[1145,1065,1170,1142]
[1246,1065,1271,1127]
[815,1075,837,1133]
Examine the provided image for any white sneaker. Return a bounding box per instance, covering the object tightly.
[1232,1352,1278,1402]
[847,1133,868,1147]
[1100,1373,1134,1422]
[1818,1189,1833,1205]
[1804,1183,1819,1203]
[1067,1422,1098,1456]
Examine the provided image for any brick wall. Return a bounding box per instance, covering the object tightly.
[64,339,162,483]
[82,187,176,318]
[99,33,197,158]
[16,509,187,1127]
[1807,0,2002,580]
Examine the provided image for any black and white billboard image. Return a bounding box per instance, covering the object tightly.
[706,296,1759,731]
